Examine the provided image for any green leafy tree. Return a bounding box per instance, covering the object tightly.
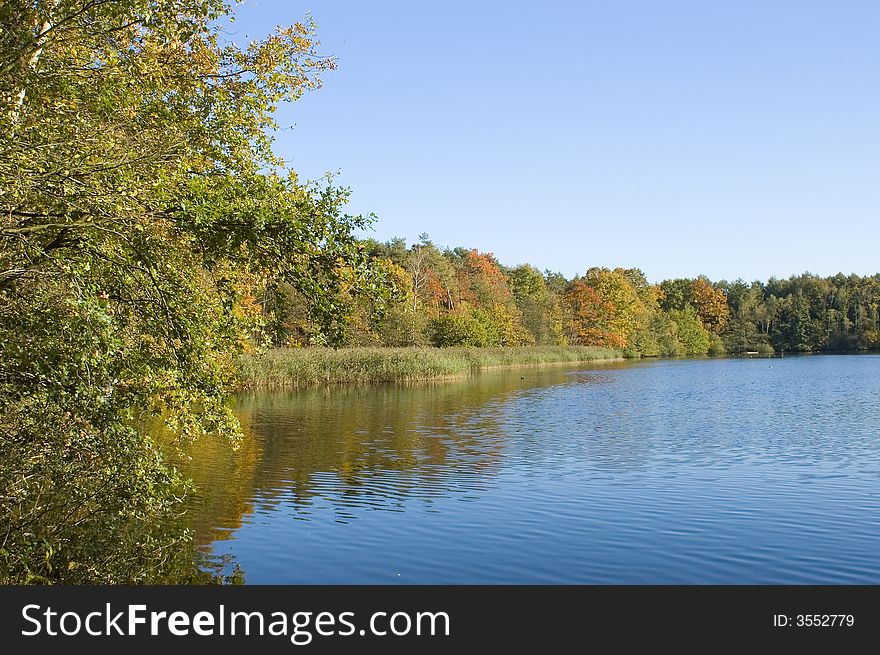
[668,307,711,355]
[0,0,383,582]
[429,310,495,347]
[508,264,565,345]
[658,278,694,312]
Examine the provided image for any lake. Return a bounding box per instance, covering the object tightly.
[183,355,880,583]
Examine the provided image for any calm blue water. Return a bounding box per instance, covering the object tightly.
[187,355,880,583]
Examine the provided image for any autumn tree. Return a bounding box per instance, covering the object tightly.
[564,268,641,349]
[691,277,729,333]
[432,248,529,346]
[454,249,511,307]
[0,0,383,582]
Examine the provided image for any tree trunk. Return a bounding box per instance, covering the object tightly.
[9,1,59,130]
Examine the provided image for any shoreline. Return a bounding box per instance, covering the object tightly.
[236,348,880,390]
[237,346,627,389]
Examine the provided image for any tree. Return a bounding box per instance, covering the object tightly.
[564,269,641,349]
[429,310,495,347]
[508,264,564,345]
[1,0,382,582]
[668,307,711,355]
[691,277,729,333]
[455,249,512,308]
[719,280,772,353]
[658,278,694,312]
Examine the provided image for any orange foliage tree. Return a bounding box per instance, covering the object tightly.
[691,277,729,333]
[457,250,512,307]
[564,268,642,348]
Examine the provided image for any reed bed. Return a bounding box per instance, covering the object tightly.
[238,346,625,388]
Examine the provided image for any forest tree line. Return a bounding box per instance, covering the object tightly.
[262,234,880,357]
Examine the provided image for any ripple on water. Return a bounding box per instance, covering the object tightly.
[189,356,880,583]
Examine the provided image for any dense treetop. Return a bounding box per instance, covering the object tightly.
[1,0,381,583]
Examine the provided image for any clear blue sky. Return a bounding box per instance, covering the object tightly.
[230,0,880,282]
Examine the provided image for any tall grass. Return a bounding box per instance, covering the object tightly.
[238,346,625,388]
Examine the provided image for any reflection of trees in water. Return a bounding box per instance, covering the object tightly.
[238,380,516,510]
[176,361,643,547]
[178,365,611,545]
[172,409,264,546]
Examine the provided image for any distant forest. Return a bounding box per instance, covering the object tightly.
[264,235,880,357]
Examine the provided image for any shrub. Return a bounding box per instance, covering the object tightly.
[668,307,711,355]
[707,333,727,356]
[757,343,775,356]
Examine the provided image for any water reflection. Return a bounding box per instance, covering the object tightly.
[183,363,631,542]
[180,356,880,584]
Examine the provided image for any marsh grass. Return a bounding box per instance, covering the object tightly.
[238,346,625,388]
